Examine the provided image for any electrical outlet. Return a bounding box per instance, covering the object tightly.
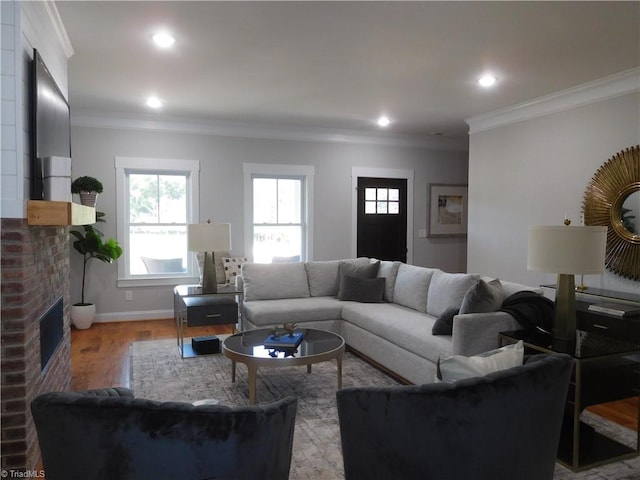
[125,290,133,301]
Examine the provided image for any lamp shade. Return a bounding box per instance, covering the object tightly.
[527,225,607,275]
[187,222,231,252]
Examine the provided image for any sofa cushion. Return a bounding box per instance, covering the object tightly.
[338,276,385,303]
[242,263,310,301]
[426,271,480,317]
[306,260,341,297]
[376,260,402,302]
[431,306,460,336]
[436,341,524,383]
[459,278,505,314]
[243,297,344,327]
[337,260,380,298]
[392,264,436,312]
[341,302,453,364]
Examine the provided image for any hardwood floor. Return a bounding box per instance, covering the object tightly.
[71,319,638,431]
[71,318,232,390]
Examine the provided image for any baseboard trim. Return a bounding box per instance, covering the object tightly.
[94,309,174,323]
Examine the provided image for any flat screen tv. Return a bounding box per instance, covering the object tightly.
[30,48,71,200]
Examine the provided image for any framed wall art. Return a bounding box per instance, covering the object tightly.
[428,184,468,237]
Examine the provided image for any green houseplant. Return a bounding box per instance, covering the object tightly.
[70,212,123,329]
[71,176,103,207]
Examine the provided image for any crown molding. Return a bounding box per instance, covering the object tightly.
[70,110,469,151]
[42,0,74,59]
[466,68,640,134]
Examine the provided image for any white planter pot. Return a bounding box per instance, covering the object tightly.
[71,304,96,329]
[78,192,98,207]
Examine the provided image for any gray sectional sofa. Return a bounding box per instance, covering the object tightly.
[238,258,542,384]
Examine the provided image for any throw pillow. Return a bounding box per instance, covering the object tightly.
[338,275,386,303]
[222,257,247,285]
[459,278,505,314]
[337,260,380,298]
[436,341,524,383]
[426,271,480,318]
[375,260,402,302]
[431,306,460,335]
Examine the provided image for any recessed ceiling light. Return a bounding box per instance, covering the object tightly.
[478,74,497,88]
[377,116,391,128]
[146,96,162,109]
[152,32,175,48]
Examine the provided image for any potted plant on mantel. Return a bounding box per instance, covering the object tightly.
[70,212,123,329]
[71,176,103,207]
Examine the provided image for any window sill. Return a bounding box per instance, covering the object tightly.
[117,276,199,288]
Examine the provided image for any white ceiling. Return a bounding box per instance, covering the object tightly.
[55,1,640,140]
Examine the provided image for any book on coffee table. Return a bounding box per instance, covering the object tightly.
[264,331,304,349]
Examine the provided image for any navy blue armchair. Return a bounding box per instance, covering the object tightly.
[337,354,573,480]
[32,387,297,480]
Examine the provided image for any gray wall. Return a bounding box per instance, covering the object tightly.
[468,91,640,295]
[70,124,468,320]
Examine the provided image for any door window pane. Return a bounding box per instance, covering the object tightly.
[364,186,399,215]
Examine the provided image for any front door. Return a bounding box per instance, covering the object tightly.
[356,177,407,262]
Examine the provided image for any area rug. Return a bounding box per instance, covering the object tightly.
[130,339,639,480]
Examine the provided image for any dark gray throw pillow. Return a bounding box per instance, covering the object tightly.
[431,306,460,335]
[459,278,505,314]
[337,261,380,298]
[338,276,386,303]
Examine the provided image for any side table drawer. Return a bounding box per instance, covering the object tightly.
[184,297,238,327]
[577,311,627,337]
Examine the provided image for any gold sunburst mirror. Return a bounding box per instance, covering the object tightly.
[582,145,640,281]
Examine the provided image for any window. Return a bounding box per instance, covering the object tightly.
[365,187,400,215]
[243,164,314,263]
[115,157,200,286]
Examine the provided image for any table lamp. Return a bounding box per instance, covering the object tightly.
[527,223,607,350]
[188,221,232,293]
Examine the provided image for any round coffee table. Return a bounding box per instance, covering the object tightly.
[222,328,345,404]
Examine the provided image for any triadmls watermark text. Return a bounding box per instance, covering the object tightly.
[1,470,45,478]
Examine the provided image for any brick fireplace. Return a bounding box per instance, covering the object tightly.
[1,218,72,471]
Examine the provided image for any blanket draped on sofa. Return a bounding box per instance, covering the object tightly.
[500,291,554,333]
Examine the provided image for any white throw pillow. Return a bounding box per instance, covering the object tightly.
[436,341,524,383]
[222,257,247,285]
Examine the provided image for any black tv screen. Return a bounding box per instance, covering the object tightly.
[30,49,71,200]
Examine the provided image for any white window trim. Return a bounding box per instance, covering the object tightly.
[115,156,200,287]
[351,167,414,264]
[243,163,315,262]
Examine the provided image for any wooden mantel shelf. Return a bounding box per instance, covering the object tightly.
[27,200,96,226]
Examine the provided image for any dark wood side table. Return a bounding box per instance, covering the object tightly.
[499,329,640,472]
[174,284,243,358]
[542,284,640,342]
